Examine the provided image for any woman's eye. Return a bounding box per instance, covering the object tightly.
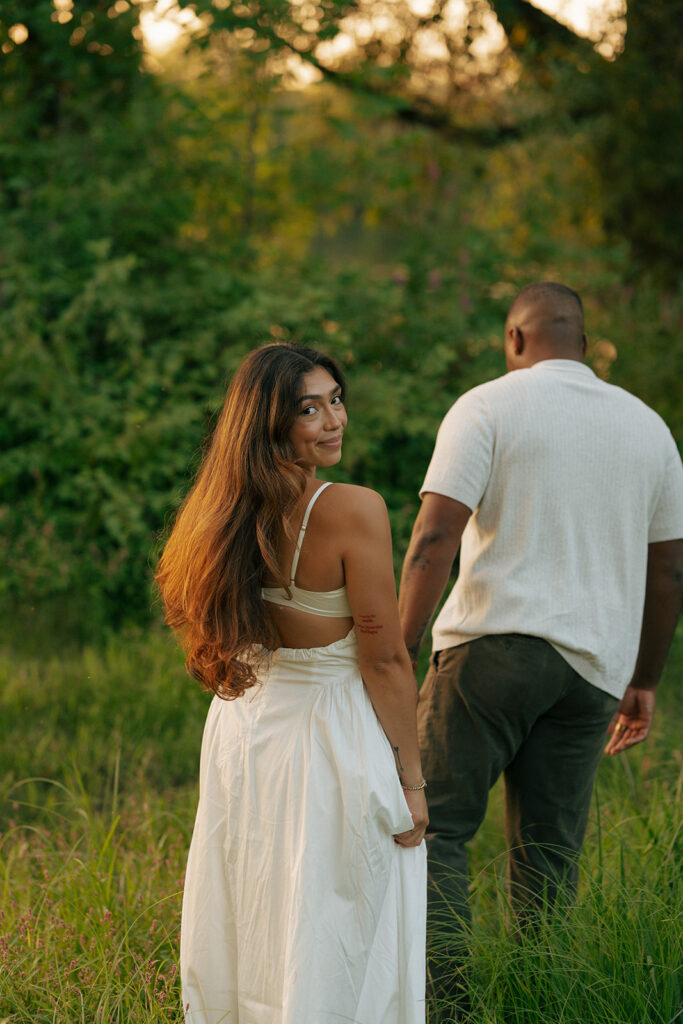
[331,395,343,406]
[300,405,316,416]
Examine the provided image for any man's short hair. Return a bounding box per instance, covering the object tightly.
[510,282,584,321]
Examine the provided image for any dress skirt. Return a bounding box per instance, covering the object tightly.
[180,629,427,1024]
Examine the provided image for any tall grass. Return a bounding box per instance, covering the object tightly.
[461,767,683,1023]
[1,627,681,1022]
[1,780,189,1021]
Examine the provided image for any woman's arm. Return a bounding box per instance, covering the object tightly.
[340,486,428,847]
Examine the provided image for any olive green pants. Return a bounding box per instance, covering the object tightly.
[418,635,618,1009]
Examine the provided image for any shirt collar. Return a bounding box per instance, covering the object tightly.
[528,359,595,377]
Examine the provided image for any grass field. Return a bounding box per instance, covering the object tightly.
[1,625,681,1023]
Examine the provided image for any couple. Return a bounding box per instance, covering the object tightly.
[156,283,683,1024]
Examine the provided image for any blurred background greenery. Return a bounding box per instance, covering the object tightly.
[1,0,681,643]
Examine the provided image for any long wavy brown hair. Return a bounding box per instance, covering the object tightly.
[155,342,346,699]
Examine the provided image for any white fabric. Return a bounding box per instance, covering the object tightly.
[261,577,352,617]
[181,629,427,1024]
[421,360,683,699]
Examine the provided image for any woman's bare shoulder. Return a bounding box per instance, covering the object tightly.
[319,482,388,527]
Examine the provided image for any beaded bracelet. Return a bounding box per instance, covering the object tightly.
[401,778,427,791]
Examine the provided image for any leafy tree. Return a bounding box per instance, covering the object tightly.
[591,0,683,276]
[1,0,679,636]
[178,0,678,276]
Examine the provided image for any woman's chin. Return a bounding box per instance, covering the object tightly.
[314,448,342,468]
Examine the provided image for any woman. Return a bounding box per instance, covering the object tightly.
[156,342,427,1024]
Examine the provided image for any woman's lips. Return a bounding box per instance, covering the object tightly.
[317,436,343,448]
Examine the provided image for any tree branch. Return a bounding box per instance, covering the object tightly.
[493,0,597,54]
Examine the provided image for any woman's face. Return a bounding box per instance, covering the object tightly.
[289,367,347,473]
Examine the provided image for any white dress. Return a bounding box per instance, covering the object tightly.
[180,491,427,1024]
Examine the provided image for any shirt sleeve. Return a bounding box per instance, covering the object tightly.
[649,431,683,542]
[420,388,494,510]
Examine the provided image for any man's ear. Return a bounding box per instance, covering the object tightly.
[511,325,524,355]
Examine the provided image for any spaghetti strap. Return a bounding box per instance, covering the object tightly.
[290,482,333,583]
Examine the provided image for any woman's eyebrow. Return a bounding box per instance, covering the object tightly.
[299,385,342,402]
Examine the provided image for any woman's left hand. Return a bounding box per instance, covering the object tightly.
[394,788,428,847]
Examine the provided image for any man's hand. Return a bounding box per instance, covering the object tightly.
[604,686,656,756]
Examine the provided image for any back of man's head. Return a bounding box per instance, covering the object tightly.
[506,282,586,369]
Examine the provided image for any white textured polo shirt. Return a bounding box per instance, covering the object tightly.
[421,360,683,698]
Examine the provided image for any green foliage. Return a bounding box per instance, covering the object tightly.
[0,1,144,127]
[1,1,680,630]
[0,42,506,625]
[592,0,683,278]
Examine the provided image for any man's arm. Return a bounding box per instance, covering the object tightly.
[605,538,683,755]
[398,493,472,667]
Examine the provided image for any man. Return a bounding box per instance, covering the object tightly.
[399,282,683,1007]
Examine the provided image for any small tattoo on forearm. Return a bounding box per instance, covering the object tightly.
[393,746,404,771]
[407,616,430,662]
[357,614,383,635]
[402,556,431,584]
